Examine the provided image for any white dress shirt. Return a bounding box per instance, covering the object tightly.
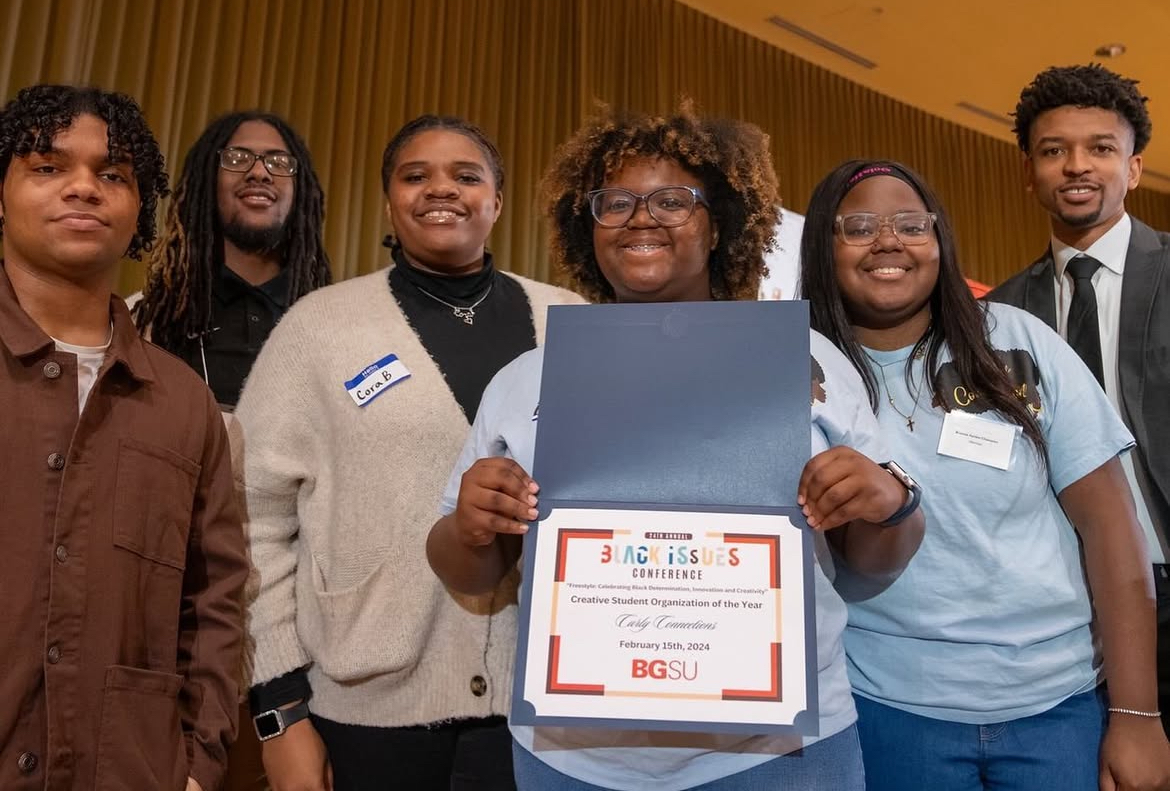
[1051,213,1167,562]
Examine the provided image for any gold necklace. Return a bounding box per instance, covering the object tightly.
[866,348,926,431]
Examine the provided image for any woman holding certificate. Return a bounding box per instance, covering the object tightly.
[798,160,1170,791]
[429,108,925,790]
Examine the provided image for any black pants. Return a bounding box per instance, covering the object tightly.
[312,714,516,791]
[1157,565,1170,739]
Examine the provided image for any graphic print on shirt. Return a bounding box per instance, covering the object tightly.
[931,348,1043,416]
[811,356,826,405]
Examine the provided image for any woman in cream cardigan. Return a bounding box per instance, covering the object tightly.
[236,115,583,791]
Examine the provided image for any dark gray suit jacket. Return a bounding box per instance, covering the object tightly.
[985,217,1170,534]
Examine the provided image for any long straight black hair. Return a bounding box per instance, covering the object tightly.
[799,159,1046,460]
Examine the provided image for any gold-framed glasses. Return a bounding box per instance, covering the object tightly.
[835,211,937,246]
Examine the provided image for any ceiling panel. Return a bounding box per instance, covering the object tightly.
[679,0,1170,192]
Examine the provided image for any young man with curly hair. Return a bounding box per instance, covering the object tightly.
[0,84,248,791]
[987,64,1170,738]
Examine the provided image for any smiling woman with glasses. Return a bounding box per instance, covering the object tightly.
[428,107,928,791]
[799,159,1164,791]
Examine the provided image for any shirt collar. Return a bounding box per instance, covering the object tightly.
[215,264,291,309]
[0,262,156,383]
[0,263,53,358]
[107,295,157,383]
[1051,212,1131,279]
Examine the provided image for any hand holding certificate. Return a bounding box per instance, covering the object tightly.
[512,300,819,734]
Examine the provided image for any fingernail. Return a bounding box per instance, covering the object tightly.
[528,508,538,520]
[527,494,537,505]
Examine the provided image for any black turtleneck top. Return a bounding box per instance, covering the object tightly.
[387,248,537,421]
[248,248,539,715]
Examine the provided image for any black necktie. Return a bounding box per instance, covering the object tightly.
[1066,255,1105,388]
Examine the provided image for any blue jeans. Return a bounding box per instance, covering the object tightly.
[511,725,865,790]
[854,688,1106,791]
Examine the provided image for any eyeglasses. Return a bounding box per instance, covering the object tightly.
[835,211,937,246]
[587,186,708,228]
[218,147,298,177]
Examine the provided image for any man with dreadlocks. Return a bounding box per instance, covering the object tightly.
[988,64,1170,740]
[0,84,248,791]
[135,111,331,409]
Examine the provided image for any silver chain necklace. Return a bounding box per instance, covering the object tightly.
[865,348,926,431]
[413,281,494,325]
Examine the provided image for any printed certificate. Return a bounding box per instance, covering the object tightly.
[512,507,814,733]
[513,301,815,734]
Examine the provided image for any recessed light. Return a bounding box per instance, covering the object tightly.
[1094,43,1126,58]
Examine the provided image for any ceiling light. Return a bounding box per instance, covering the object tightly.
[1094,43,1126,58]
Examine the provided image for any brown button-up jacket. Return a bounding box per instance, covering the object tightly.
[0,265,248,791]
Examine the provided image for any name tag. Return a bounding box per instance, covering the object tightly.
[937,411,1019,470]
[344,353,411,407]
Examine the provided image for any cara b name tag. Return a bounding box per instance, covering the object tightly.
[345,353,411,407]
[936,411,1019,470]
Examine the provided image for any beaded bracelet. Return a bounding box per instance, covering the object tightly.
[1108,706,1162,718]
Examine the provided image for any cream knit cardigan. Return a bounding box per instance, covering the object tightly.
[236,267,584,726]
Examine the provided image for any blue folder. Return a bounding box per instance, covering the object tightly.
[512,300,819,735]
[533,300,810,511]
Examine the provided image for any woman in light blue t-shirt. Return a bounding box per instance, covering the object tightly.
[799,159,1170,791]
[428,111,926,791]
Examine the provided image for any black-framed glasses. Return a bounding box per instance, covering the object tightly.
[587,186,708,228]
[218,147,298,177]
[835,211,937,246]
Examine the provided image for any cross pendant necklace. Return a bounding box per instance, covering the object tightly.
[866,348,926,432]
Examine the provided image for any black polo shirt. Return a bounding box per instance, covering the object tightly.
[175,266,290,409]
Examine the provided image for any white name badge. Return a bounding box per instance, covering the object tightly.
[937,411,1019,470]
[344,353,411,407]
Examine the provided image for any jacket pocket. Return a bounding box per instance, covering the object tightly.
[112,438,201,570]
[112,439,202,666]
[299,551,442,681]
[93,665,187,791]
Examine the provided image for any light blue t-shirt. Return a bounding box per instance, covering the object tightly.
[441,330,892,791]
[842,302,1135,724]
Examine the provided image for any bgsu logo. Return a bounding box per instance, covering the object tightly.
[631,659,698,681]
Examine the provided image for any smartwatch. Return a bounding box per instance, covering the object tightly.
[878,461,922,526]
[253,701,311,741]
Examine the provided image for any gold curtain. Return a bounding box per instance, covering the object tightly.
[3,0,1168,295]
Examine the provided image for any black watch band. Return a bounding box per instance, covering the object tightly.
[879,460,922,526]
[253,700,311,741]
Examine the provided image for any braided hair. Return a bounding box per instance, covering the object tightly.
[136,111,331,352]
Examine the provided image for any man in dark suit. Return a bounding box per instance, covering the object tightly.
[987,64,1170,737]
